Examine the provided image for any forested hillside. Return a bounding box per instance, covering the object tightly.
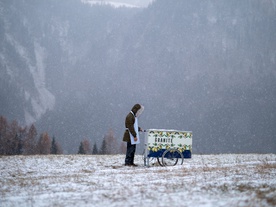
[0,0,275,153]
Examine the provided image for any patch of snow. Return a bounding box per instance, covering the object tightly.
[0,52,13,77]
[24,110,36,125]
[0,154,275,207]
[29,41,55,122]
[5,33,55,125]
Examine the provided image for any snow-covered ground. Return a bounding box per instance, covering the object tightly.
[0,154,275,207]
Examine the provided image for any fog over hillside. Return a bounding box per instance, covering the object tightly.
[0,0,275,153]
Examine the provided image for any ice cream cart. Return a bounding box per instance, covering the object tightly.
[144,129,192,167]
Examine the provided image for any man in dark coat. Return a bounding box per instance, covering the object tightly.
[123,104,144,166]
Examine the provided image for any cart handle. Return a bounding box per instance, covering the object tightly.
[139,129,148,132]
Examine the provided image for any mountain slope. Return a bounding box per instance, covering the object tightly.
[0,0,275,153]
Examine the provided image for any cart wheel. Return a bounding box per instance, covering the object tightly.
[162,149,184,166]
[144,157,163,166]
[157,157,163,166]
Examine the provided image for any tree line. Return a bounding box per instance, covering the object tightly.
[0,115,126,155]
[0,115,62,155]
[77,129,126,155]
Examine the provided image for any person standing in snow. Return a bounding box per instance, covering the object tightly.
[123,104,144,166]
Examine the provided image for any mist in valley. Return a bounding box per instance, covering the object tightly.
[0,0,275,154]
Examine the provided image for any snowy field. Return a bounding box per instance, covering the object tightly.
[0,154,276,207]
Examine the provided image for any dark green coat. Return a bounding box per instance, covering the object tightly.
[123,104,141,142]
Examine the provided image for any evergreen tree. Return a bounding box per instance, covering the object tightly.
[15,133,23,155]
[100,138,107,154]
[92,142,98,154]
[17,127,27,155]
[51,136,58,154]
[78,142,85,154]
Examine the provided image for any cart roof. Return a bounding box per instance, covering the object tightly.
[147,129,192,133]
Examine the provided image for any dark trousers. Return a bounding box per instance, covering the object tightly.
[125,142,136,164]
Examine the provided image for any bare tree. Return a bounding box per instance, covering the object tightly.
[0,118,24,155]
[6,120,20,155]
[82,139,91,154]
[23,124,38,155]
[104,129,118,154]
[119,142,127,154]
[56,141,63,154]
[0,116,8,154]
[37,132,51,154]
[78,139,91,154]
[0,116,58,155]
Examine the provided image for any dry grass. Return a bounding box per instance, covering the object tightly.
[1,154,275,207]
[237,184,276,206]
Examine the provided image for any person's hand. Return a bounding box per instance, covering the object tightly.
[134,137,138,141]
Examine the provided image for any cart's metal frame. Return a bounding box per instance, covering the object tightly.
[143,129,192,167]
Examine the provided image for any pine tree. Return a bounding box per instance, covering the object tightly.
[14,134,22,155]
[77,139,91,154]
[92,142,98,154]
[51,136,58,154]
[100,138,107,154]
[17,127,27,155]
[78,142,85,154]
